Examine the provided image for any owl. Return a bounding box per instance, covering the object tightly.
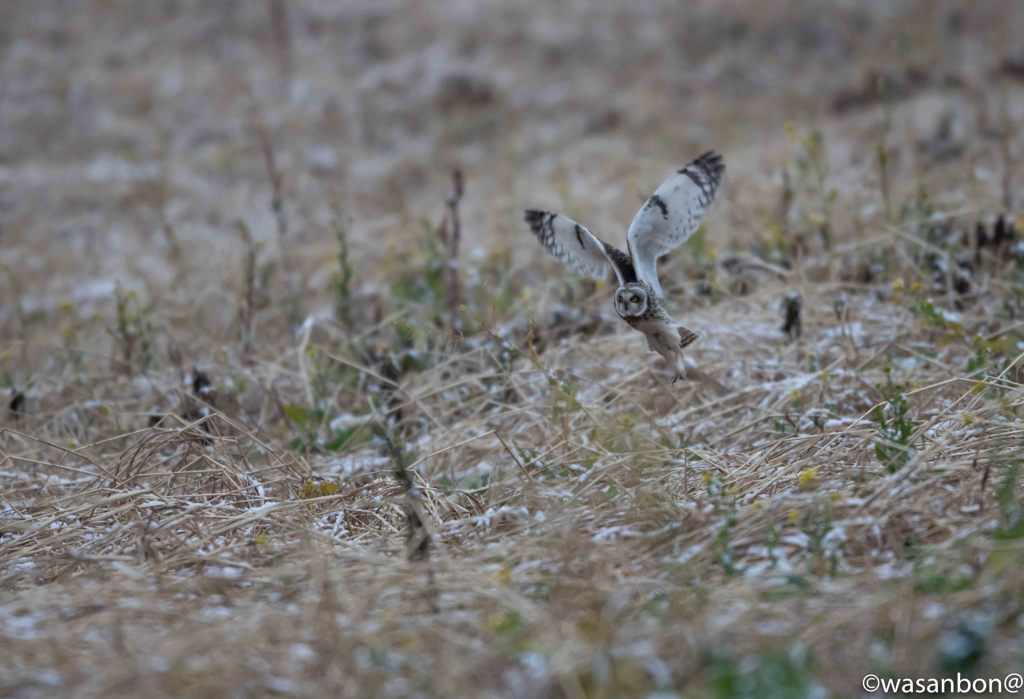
[524,151,725,383]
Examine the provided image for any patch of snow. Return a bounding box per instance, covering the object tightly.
[265,677,297,693]
[289,643,316,663]
[593,525,642,542]
[204,566,243,579]
[3,611,44,640]
[824,417,854,430]
[323,453,390,477]
[329,412,372,433]
[83,157,159,182]
[873,560,912,580]
[198,605,233,621]
[308,145,340,173]
[663,542,704,565]
[472,505,529,529]
[825,321,866,346]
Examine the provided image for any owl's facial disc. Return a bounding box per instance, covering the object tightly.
[614,284,648,318]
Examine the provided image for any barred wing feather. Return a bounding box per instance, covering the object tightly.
[625,151,725,298]
[523,209,634,285]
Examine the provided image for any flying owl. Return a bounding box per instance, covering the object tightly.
[524,151,724,382]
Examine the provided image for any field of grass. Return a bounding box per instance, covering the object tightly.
[3,1,1024,697]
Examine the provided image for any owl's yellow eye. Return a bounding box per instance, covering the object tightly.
[631,295,640,303]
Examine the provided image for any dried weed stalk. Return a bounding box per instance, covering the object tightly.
[438,168,464,333]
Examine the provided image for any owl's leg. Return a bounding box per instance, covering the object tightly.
[671,326,696,385]
[649,334,680,383]
[673,350,687,384]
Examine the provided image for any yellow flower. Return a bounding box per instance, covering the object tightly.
[797,468,818,491]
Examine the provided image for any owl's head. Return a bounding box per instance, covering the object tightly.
[614,283,650,318]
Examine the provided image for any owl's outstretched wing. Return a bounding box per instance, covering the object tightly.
[625,151,725,298]
[524,209,635,286]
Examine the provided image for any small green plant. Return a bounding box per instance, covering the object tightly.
[966,333,1020,377]
[284,346,371,453]
[487,610,530,653]
[911,294,951,330]
[765,521,782,569]
[785,122,836,250]
[551,378,581,420]
[966,338,990,374]
[111,283,156,373]
[523,322,584,442]
[392,218,447,320]
[436,468,490,494]
[762,222,793,267]
[912,559,975,594]
[938,616,990,675]
[876,141,892,223]
[875,99,896,223]
[705,473,741,576]
[992,462,1024,540]
[798,499,839,576]
[871,372,915,472]
[708,643,824,699]
[332,212,355,328]
[467,243,518,330]
[388,172,470,335]
[906,177,935,239]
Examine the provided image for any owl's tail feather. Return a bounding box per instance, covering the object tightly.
[677,325,699,348]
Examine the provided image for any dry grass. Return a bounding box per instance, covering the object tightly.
[3,1,1024,697]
